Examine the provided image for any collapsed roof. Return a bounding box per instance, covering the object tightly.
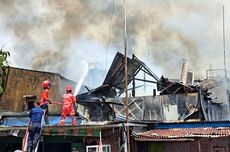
[103,52,159,92]
[76,52,161,121]
[77,52,159,102]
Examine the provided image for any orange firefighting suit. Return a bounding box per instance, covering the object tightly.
[59,92,76,125]
[40,89,50,124]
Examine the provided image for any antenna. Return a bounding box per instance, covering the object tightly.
[223,5,227,78]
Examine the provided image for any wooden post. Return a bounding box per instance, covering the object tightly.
[123,0,130,152]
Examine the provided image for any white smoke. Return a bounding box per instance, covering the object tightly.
[0,0,230,81]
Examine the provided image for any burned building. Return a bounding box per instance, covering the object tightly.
[76,52,159,121]
[108,57,230,122]
[75,52,230,122]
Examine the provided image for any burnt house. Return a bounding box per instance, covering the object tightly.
[76,52,159,121]
[76,52,230,122]
[113,63,230,122]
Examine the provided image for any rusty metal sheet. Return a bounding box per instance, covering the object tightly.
[135,127,230,140]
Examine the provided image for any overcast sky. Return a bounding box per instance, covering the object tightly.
[0,0,230,82]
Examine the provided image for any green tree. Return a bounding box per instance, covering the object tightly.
[0,46,10,94]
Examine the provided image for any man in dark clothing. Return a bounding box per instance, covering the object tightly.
[27,101,44,152]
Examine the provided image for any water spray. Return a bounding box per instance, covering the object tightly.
[74,60,89,96]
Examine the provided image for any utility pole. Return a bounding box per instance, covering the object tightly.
[124,0,130,152]
[223,5,227,78]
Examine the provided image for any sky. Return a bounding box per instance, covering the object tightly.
[0,0,230,84]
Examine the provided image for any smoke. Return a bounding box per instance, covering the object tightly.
[0,0,230,81]
[31,50,67,73]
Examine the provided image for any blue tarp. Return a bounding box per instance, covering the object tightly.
[0,116,83,126]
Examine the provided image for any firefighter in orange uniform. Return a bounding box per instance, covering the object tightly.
[59,86,77,125]
[40,80,51,124]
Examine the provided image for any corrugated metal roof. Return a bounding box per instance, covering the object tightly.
[103,52,142,90]
[151,120,230,129]
[134,127,230,140]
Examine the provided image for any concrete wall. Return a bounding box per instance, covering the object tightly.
[0,67,77,113]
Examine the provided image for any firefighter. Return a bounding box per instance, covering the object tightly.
[27,101,44,152]
[59,86,77,125]
[40,80,51,124]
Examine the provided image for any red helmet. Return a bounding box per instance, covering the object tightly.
[42,80,50,88]
[65,86,73,91]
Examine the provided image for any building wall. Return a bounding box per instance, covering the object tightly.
[102,128,120,152]
[136,137,230,152]
[209,137,230,152]
[209,78,230,120]
[0,67,76,113]
[164,141,197,152]
[116,93,199,121]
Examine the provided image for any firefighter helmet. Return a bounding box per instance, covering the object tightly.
[65,86,73,91]
[42,80,50,88]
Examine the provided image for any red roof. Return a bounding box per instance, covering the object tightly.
[134,127,230,140]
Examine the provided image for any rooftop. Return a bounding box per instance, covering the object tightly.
[133,127,230,141]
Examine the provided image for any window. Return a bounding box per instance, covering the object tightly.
[86,145,111,152]
[23,95,37,110]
